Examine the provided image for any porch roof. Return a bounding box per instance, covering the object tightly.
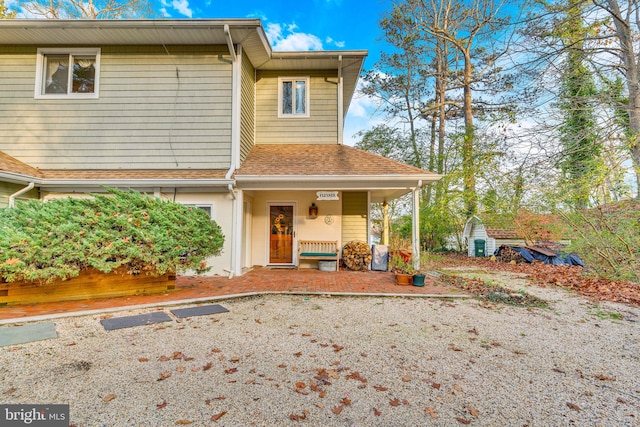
[234,144,441,202]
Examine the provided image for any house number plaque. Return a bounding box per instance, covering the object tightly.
[317,191,339,201]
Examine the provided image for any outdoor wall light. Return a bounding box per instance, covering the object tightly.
[309,203,318,218]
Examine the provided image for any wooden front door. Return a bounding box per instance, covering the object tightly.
[269,204,295,264]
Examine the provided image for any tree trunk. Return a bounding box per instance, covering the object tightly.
[604,0,640,199]
[462,49,477,215]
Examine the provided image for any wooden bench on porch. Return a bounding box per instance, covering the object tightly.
[298,240,339,271]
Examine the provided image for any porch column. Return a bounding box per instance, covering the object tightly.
[382,200,389,245]
[412,185,421,271]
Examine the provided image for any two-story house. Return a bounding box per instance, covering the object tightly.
[0,19,441,276]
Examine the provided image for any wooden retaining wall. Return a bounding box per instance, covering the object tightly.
[0,268,175,305]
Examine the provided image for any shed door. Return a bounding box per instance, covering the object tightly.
[268,204,295,264]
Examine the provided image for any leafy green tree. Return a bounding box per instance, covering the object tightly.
[556,0,602,208]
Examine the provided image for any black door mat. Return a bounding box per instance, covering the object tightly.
[170,304,229,318]
[0,322,57,347]
[100,312,173,331]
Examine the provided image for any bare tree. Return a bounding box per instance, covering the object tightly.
[592,0,640,198]
[19,0,154,19]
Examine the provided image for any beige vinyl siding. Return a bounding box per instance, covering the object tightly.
[342,192,368,244]
[255,71,338,144]
[0,45,233,170]
[240,53,255,162]
[0,182,39,208]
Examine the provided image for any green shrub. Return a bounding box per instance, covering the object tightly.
[0,188,225,283]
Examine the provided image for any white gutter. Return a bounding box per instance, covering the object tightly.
[235,174,443,183]
[39,178,235,188]
[8,182,35,208]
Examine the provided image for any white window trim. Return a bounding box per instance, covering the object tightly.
[277,76,310,118]
[35,47,101,99]
[181,203,215,219]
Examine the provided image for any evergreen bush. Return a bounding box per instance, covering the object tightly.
[0,188,225,284]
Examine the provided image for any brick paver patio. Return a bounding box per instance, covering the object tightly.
[0,267,465,322]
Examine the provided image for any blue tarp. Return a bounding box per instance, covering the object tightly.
[496,246,586,267]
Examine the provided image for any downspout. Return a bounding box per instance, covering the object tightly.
[8,182,35,208]
[412,180,422,271]
[224,25,242,278]
[337,55,344,145]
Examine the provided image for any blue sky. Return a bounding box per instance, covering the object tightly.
[159,0,390,144]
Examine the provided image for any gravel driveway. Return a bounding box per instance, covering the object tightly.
[1,269,639,426]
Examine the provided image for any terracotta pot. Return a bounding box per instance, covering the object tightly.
[395,272,412,286]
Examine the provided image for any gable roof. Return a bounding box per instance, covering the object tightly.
[0,19,367,118]
[235,144,441,202]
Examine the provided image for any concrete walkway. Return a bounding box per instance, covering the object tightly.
[0,267,466,324]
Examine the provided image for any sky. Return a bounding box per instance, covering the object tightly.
[158,0,390,145]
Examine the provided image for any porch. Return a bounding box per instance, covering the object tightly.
[0,268,466,322]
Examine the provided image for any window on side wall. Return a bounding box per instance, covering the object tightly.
[35,48,100,99]
[278,77,309,118]
[182,204,214,219]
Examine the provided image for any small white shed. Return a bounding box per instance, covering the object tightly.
[462,215,525,257]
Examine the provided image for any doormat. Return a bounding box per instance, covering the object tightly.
[0,322,57,347]
[170,304,229,318]
[100,312,172,331]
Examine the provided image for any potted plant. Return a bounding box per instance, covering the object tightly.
[413,270,426,287]
[389,253,415,285]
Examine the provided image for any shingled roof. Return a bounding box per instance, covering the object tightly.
[235,144,437,177]
[0,151,43,178]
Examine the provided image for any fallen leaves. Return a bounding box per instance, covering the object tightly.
[425,407,438,418]
[346,371,367,383]
[102,394,116,403]
[210,411,227,422]
[156,400,168,409]
[157,371,171,381]
[567,402,581,412]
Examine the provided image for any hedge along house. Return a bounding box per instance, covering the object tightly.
[0,19,441,277]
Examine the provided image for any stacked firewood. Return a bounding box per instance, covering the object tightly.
[342,241,372,271]
[495,246,526,264]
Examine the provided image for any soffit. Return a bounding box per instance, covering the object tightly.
[0,20,366,108]
[0,19,271,70]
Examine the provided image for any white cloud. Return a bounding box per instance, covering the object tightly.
[266,22,324,51]
[326,37,345,48]
[172,0,193,18]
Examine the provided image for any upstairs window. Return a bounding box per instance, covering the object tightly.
[278,77,309,118]
[35,48,100,99]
